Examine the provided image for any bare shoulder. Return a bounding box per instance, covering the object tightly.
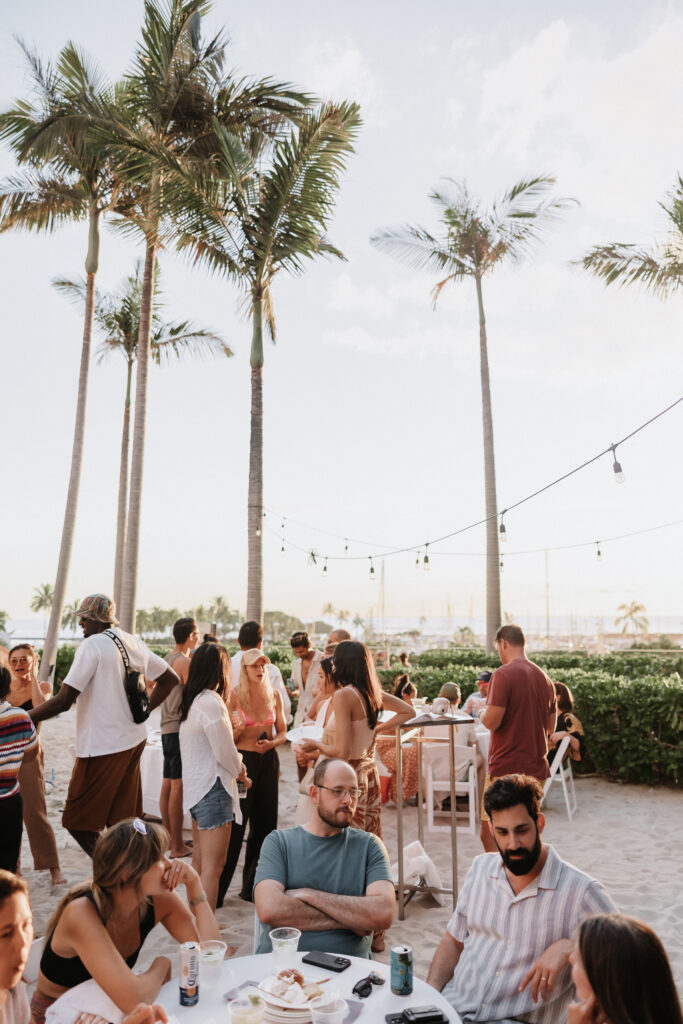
[61,894,104,935]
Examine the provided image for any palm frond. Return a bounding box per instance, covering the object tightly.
[580,242,683,298]
[52,276,89,302]
[0,172,89,232]
[659,173,683,235]
[488,175,577,264]
[370,224,468,277]
[150,321,232,363]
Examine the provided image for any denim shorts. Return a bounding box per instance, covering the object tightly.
[190,776,234,830]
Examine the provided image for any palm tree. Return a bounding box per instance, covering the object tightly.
[0,611,11,633]
[0,42,124,681]
[61,599,82,632]
[179,101,362,621]
[54,262,231,609]
[371,177,574,652]
[99,0,306,633]
[337,609,350,625]
[581,175,683,296]
[31,583,55,639]
[615,601,649,636]
[322,602,337,618]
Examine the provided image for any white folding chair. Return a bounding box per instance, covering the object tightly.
[542,735,577,820]
[23,936,44,988]
[423,740,478,836]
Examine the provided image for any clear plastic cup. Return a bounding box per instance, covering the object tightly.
[311,999,348,1023]
[269,926,301,968]
[229,995,264,1023]
[198,939,226,990]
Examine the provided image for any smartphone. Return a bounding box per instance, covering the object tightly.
[257,730,268,741]
[403,1008,448,1024]
[237,780,247,797]
[301,951,351,972]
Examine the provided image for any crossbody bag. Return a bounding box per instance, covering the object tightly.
[105,630,151,724]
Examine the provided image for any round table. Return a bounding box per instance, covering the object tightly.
[157,950,462,1022]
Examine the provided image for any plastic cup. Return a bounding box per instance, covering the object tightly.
[310,999,348,1023]
[269,926,301,968]
[198,939,226,990]
[229,996,264,1023]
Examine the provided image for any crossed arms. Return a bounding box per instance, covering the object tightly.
[254,879,395,936]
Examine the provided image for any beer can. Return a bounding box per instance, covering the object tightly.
[179,940,200,1006]
[390,944,413,995]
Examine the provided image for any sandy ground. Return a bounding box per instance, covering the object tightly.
[22,713,683,995]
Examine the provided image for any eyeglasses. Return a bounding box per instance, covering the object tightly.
[352,971,385,998]
[317,785,360,801]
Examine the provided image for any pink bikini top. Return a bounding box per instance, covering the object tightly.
[242,707,275,728]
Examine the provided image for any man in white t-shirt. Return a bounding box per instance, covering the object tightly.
[232,621,292,726]
[30,594,179,856]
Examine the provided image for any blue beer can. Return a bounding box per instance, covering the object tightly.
[391,944,413,995]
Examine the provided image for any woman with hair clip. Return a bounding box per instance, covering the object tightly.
[29,819,221,1024]
[392,673,417,704]
[298,640,413,951]
[568,913,682,1024]
[216,649,286,907]
[179,642,249,910]
[6,645,66,886]
[293,656,341,825]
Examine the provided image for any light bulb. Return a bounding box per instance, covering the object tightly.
[423,553,430,572]
[369,559,375,581]
[280,543,285,556]
[415,555,419,569]
[499,521,507,542]
[255,527,261,536]
[322,561,328,578]
[344,538,349,554]
[499,559,504,573]
[596,543,602,561]
[613,460,625,483]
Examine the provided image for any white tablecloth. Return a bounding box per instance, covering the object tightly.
[141,711,192,829]
[158,951,462,1023]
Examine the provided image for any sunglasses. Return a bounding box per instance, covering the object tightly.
[352,971,385,998]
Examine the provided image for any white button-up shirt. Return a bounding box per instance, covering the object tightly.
[444,845,616,1023]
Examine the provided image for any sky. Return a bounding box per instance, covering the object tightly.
[1,0,682,632]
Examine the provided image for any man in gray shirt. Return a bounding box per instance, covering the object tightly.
[254,758,394,957]
[427,775,616,1023]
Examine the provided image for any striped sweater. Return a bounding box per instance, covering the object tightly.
[0,700,38,798]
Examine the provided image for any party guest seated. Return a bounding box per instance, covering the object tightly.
[0,869,167,1024]
[253,758,394,958]
[548,682,587,763]
[568,913,682,1024]
[426,775,616,1024]
[30,819,220,1024]
[392,674,417,704]
[462,671,492,718]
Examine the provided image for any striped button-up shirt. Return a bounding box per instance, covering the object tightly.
[443,845,616,1023]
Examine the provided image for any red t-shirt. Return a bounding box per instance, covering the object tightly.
[486,659,556,779]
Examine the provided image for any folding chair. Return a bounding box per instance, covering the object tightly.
[23,936,44,989]
[423,740,479,836]
[542,735,577,820]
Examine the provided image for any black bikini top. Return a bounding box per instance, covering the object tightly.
[40,890,156,988]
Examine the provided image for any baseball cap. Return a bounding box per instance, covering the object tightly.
[477,671,492,682]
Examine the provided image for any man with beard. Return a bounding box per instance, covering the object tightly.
[253,758,394,957]
[426,775,616,1023]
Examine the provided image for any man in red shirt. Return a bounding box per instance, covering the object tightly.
[478,625,557,851]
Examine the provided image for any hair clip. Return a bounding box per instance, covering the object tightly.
[133,818,147,835]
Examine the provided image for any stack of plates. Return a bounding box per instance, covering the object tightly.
[255,979,338,1024]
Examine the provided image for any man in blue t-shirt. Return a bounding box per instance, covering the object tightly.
[254,758,394,957]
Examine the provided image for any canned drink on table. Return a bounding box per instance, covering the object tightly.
[179,940,200,1006]
[391,944,413,995]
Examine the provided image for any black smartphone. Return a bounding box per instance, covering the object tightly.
[403,1007,448,1024]
[257,730,268,741]
[385,1016,405,1024]
[301,951,351,972]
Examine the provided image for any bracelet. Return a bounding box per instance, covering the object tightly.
[189,892,207,907]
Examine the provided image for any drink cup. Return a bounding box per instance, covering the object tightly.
[311,999,348,1023]
[198,939,226,990]
[269,927,301,968]
[229,996,264,1023]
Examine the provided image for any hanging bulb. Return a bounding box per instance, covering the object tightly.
[322,560,328,578]
[499,513,507,542]
[255,526,261,536]
[596,542,602,561]
[499,559,504,573]
[280,542,285,556]
[344,538,349,555]
[369,558,375,581]
[415,554,420,569]
[423,544,430,572]
[611,445,625,484]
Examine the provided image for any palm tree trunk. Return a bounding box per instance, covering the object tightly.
[475,272,501,653]
[246,297,264,622]
[38,206,100,683]
[113,358,133,611]
[119,240,157,633]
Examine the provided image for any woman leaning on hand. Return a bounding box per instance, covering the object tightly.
[30,818,220,1024]
[217,649,286,907]
[7,645,66,886]
[568,913,682,1024]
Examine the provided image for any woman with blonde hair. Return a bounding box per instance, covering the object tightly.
[30,819,220,1023]
[217,649,286,906]
[7,644,65,886]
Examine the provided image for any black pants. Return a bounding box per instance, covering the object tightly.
[217,748,279,905]
[0,791,24,872]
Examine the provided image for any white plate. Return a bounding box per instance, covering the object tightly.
[286,725,324,744]
[257,977,331,1010]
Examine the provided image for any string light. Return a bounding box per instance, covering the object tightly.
[344,538,349,554]
[610,444,625,484]
[369,557,375,581]
[596,542,602,561]
[280,541,285,555]
[499,512,507,543]
[499,558,504,573]
[423,544,430,572]
[322,559,328,578]
[415,554,420,569]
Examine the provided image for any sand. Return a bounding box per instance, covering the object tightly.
[22,713,683,994]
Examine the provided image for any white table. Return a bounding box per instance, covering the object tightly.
[157,951,462,1022]
[140,719,192,829]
